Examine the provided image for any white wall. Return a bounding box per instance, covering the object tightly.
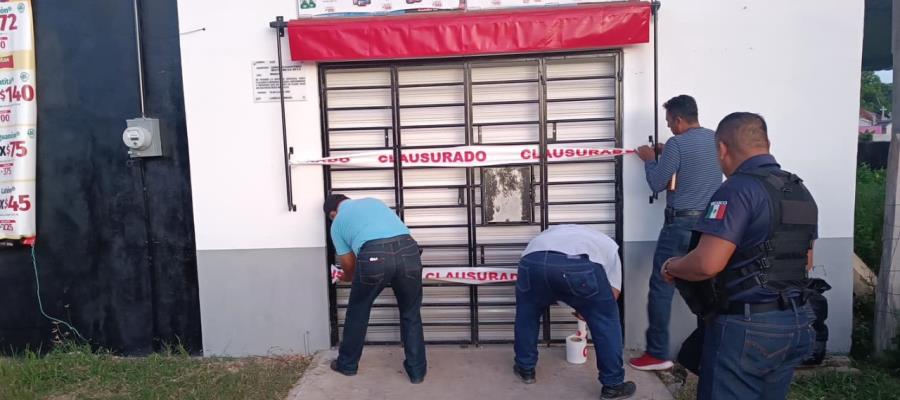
[180,0,863,250]
[619,0,862,355]
[178,0,326,251]
[178,0,863,355]
[178,0,334,356]
[623,0,863,242]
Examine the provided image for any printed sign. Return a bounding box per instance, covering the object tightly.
[295,144,634,168]
[298,0,461,17]
[465,0,558,10]
[0,0,35,242]
[466,0,621,10]
[252,60,306,103]
[332,265,517,284]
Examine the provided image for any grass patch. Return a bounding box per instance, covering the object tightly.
[0,343,310,400]
[789,364,900,400]
[670,363,900,400]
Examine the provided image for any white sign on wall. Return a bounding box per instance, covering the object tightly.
[0,0,35,242]
[251,60,306,103]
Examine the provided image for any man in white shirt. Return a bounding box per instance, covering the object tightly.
[513,225,636,400]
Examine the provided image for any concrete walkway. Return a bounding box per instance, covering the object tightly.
[287,345,672,400]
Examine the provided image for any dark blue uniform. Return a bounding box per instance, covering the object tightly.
[693,154,817,304]
[691,154,816,400]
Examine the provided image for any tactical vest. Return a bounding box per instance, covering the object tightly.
[718,167,818,298]
[676,167,818,316]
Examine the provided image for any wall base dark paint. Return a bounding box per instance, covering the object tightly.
[0,0,201,355]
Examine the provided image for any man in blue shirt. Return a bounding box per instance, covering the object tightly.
[661,112,817,399]
[631,95,723,370]
[513,225,636,400]
[324,194,426,384]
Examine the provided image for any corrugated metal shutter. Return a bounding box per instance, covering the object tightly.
[321,52,622,345]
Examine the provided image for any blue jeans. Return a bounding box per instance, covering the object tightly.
[646,214,699,360]
[335,235,427,380]
[698,304,816,400]
[514,251,624,386]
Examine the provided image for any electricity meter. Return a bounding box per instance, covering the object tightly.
[123,118,162,158]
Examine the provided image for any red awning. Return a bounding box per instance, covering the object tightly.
[286,2,651,62]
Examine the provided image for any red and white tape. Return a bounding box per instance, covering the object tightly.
[296,144,634,168]
[331,265,518,285]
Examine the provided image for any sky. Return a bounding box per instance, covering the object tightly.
[876,70,893,83]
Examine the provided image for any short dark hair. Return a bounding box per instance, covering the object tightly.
[715,112,770,153]
[663,95,699,123]
[323,194,349,215]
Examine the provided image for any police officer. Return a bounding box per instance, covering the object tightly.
[661,112,817,399]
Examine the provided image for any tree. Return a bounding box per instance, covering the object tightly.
[861,71,893,115]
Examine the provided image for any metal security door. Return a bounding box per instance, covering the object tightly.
[320,52,623,345]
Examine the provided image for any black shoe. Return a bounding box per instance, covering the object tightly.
[513,365,536,384]
[600,381,636,400]
[404,362,426,384]
[330,360,357,376]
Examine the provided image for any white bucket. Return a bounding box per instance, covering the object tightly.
[566,334,588,364]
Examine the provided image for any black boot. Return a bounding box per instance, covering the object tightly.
[512,364,536,384]
[600,381,636,400]
[330,360,357,376]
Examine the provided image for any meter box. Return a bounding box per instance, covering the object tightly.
[122,118,163,158]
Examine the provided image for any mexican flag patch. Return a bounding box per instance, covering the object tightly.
[706,201,728,220]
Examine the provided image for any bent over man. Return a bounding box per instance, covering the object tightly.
[513,224,636,400]
[324,194,426,384]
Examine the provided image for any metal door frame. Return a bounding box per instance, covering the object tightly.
[319,50,625,346]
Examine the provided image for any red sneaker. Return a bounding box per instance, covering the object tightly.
[628,353,674,371]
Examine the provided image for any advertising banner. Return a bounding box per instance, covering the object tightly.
[466,0,622,10]
[298,0,461,17]
[0,0,35,242]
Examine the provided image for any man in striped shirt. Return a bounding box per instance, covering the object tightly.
[629,95,723,370]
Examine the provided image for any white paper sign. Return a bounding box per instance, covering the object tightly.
[252,60,306,103]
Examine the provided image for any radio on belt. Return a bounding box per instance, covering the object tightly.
[122,118,163,158]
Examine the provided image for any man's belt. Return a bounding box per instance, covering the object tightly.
[361,234,413,248]
[721,299,802,315]
[665,208,704,219]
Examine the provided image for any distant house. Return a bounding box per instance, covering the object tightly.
[860,107,892,141]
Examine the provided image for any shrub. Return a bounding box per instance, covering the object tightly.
[854,164,886,273]
[851,292,876,360]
